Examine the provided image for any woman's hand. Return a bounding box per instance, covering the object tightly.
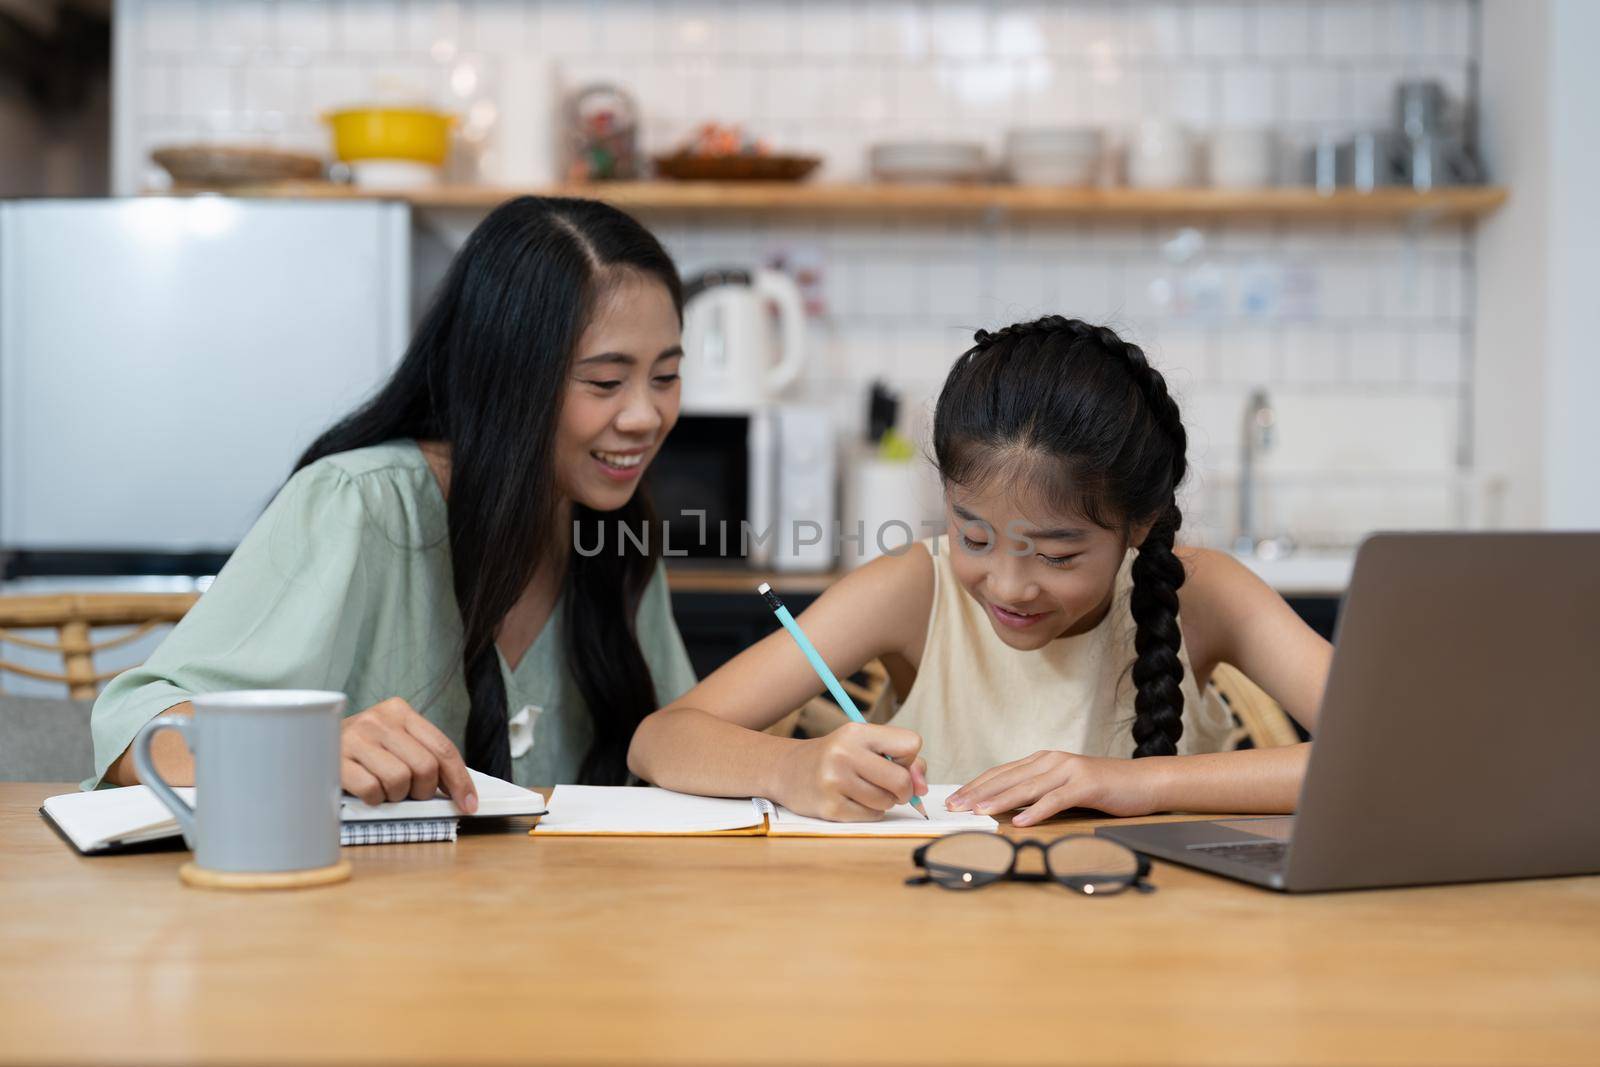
[946,750,1165,825]
[773,722,929,822]
[340,697,478,813]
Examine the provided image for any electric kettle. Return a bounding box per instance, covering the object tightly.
[679,267,807,412]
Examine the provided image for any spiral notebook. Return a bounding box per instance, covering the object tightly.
[533,784,997,838]
[41,770,545,855]
[342,818,458,846]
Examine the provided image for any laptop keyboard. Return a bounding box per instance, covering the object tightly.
[1188,841,1289,869]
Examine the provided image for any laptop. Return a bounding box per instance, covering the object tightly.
[1097,532,1600,892]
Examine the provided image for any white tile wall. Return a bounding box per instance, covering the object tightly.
[113,0,1481,550]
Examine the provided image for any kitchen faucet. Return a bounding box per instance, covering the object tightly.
[1233,388,1289,557]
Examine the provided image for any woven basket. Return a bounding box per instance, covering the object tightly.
[152,145,325,187]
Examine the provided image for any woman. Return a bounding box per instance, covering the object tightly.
[91,197,696,808]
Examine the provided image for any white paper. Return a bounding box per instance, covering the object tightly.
[534,785,763,834]
[338,769,546,821]
[766,785,999,836]
[40,785,192,852]
[534,784,997,836]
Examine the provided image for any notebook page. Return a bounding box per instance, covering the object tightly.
[339,769,546,821]
[40,786,190,852]
[767,785,999,836]
[533,785,763,835]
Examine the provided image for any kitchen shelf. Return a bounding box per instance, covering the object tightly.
[666,564,841,596]
[178,181,1508,221]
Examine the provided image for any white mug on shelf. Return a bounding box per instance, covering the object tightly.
[1126,119,1195,188]
[1207,128,1278,189]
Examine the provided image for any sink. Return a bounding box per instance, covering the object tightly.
[1227,551,1353,595]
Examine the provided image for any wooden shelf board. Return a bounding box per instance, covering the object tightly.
[666,565,841,596]
[169,181,1508,220]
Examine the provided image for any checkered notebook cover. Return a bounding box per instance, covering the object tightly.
[340,818,458,847]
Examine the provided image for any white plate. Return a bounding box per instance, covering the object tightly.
[869,141,990,182]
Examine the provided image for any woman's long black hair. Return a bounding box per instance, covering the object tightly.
[295,196,681,784]
[932,315,1190,759]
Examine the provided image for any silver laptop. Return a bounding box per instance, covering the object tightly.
[1098,532,1600,892]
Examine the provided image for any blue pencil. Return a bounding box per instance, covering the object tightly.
[758,582,928,818]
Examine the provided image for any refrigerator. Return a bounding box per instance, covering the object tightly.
[0,198,410,692]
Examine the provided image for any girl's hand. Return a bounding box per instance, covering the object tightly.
[774,722,929,822]
[340,697,478,813]
[946,750,1164,825]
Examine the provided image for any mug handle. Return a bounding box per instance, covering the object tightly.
[132,715,198,850]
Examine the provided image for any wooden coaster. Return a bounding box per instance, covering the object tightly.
[179,859,351,891]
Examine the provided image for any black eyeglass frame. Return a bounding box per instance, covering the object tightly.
[905,831,1156,895]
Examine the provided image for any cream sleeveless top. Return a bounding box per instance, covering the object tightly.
[877,537,1234,783]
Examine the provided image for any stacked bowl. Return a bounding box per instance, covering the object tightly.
[1003,128,1103,187]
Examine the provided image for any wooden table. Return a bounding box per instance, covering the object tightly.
[4,783,1597,1066]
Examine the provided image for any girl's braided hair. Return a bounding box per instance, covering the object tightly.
[933,315,1189,758]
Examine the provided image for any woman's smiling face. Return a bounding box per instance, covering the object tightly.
[554,273,683,513]
[943,477,1142,651]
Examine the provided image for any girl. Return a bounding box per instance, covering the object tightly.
[91,197,697,806]
[629,316,1331,825]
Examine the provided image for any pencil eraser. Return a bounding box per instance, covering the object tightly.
[757,582,771,595]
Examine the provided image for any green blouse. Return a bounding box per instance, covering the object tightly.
[87,441,697,790]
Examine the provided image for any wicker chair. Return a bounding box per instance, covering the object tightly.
[1208,662,1302,749]
[0,593,198,699]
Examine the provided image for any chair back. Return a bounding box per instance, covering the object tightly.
[0,593,198,698]
[1208,662,1301,749]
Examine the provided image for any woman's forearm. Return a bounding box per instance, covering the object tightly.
[1147,742,1311,814]
[628,706,799,800]
[105,701,196,787]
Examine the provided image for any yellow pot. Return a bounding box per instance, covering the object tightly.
[323,107,455,165]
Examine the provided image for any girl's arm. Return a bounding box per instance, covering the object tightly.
[1177,547,1333,733]
[950,740,1312,823]
[627,544,935,821]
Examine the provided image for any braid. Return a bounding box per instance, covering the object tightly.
[1095,325,1189,758]
[1102,329,1189,492]
[969,315,1191,759]
[970,314,1077,352]
[1129,506,1186,757]
[1101,328,1189,758]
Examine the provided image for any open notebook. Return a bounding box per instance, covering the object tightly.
[533,784,997,837]
[41,770,547,854]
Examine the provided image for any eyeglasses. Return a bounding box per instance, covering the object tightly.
[906,831,1155,896]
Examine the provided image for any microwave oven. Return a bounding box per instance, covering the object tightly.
[647,405,836,571]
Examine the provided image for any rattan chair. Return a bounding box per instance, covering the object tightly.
[0,593,199,698]
[1208,662,1302,749]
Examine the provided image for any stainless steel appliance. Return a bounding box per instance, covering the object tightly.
[648,405,835,572]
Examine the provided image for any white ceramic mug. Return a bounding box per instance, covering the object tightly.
[1126,120,1195,188]
[1207,129,1278,188]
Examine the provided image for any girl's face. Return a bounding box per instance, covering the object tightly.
[555,274,683,512]
[943,479,1144,652]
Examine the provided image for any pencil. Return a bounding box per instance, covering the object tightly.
[758,582,928,819]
